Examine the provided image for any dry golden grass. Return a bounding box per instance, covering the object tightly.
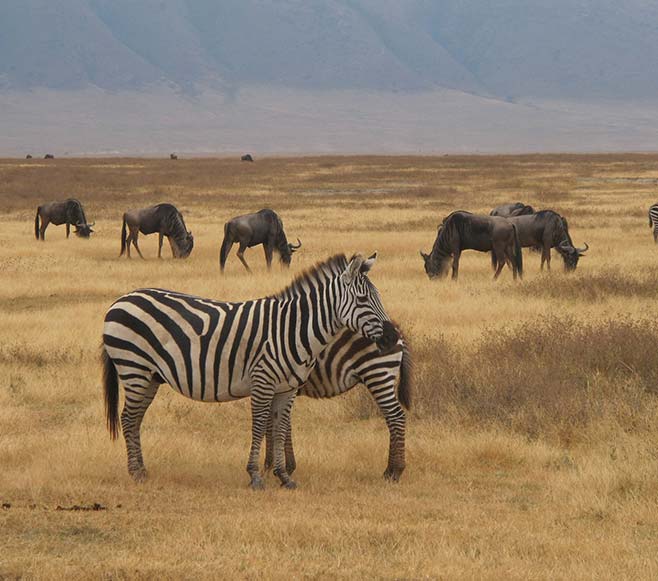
[2,155,658,579]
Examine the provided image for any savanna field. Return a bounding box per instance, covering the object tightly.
[3,155,658,579]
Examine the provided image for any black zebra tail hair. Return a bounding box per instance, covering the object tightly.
[398,340,413,411]
[101,346,120,440]
[34,208,40,240]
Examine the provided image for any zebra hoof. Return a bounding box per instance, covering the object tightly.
[281,480,297,490]
[383,469,402,482]
[249,476,266,491]
[130,469,148,483]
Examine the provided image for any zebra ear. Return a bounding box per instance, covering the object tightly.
[360,252,377,274]
[341,255,364,285]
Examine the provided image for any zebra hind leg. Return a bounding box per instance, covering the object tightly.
[264,403,296,475]
[246,383,275,490]
[270,391,298,489]
[366,378,407,482]
[121,378,160,482]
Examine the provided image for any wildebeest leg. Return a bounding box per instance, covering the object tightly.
[158,233,163,259]
[121,379,160,482]
[130,228,145,259]
[263,244,274,269]
[66,223,70,238]
[493,259,506,279]
[451,250,461,280]
[40,218,50,241]
[237,243,251,272]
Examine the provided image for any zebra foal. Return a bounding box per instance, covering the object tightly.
[265,321,412,481]
[101,253,390,489]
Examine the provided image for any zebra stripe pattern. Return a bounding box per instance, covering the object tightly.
[649,203,658,243]
[101,253,390,489]
[265,321,412,481]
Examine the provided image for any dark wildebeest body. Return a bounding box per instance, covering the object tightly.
[120,203,193,259]
[34,199,94,240]
[420,211,523,280]
[493,210,588,271]
[26,154,32,159]
[241,154,254,162]
[219,208,301,272]
[490,202,535,217]
[44,154,54,159]
[170,153,178,160]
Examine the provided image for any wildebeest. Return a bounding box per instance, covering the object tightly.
[170,153,178,160]
[420,211,523,280]
[44,154,54,159]
[241,154,254,162]
[490,202,535,217]
[493,210,588,271]
[26,154,32,159]
[649,203,658,243]
[220,208,301,272]
[119,203,193,259]
[34,199,95,240]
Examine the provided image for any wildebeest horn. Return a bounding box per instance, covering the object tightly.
[577,242,589,254]
[290,238,302,250]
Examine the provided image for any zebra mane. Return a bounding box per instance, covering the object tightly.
[273,254,349,299]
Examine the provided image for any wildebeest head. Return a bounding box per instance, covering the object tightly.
[175,231,194,258]
[279,238,302,266]
[74,221,95,238]
[420,227,451,279]
[556,241,588,271]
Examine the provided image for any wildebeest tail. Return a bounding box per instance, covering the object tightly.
[512,224,523,278]
[219,223,232,270]
[34,208,40,240]
[397,339,412,411]
[119,214,127,256]
[101,346,120,440]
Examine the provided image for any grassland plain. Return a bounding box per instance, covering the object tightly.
[2,155,658,579]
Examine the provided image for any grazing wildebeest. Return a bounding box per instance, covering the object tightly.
[490,202,535,217]
[170,153,178,160]
[264,320,411,481]
[241,154,254,162]
[219,208,301,272]
[493,210,588,271]
[44,154,54,159]
[649,203,658,243]
[420,211,523,280]
[34,199,95,241]
[119,203,193,259]
[26,154,32,159]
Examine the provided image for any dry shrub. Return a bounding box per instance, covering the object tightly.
[355,317,658,445]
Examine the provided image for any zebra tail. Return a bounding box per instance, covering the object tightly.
[398,341,412,410]
[34,208,40,240]
[650,211,653,228]
[512,224,523,278]
[119,215,127,256]
[101,347,120,440]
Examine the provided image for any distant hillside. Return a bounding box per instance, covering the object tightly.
[2,0,658,100]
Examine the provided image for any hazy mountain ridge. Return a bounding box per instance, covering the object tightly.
[3,0,658,99]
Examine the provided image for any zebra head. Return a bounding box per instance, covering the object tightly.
[338,253,390,346]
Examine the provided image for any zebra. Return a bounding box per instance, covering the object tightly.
[264,321,412,482]
[101,253,390,490]
[649,204,658,243]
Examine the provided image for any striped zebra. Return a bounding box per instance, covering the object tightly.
[264,321,411,481]
[649,203,658,243]
[101,253,390,489]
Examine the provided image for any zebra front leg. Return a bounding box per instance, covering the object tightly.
[270,390,298,488]
[264,402,296,475]
[367,381,406,481]
[121,379,160,482]
[246,383,275,490]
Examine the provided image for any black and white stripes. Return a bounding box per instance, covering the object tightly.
[102,253,390,489]
[649,203,658,243]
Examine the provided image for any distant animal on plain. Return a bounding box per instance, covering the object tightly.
[101,253,390,489]
[241,154,254,162]
[25,154,32,159]
[490,202,535,217]
[44,154,54,159]
[220,208,301,272]
[119,203,193,259]
[649,203,658,243]
[264,320,411,482]
[34,199,94,241]
[170,153,178,160]
[493,210,588,271]
[420,211,522,280]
